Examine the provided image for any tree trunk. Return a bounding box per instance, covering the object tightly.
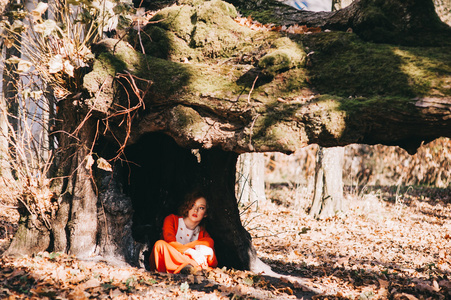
[4,208,51,257]
[236,153,267,206]
[309,146,344,218]
[227,0,451,46]
[0,90,11,180]
[124,133,259,270]
[66,138,98,257]
[1,0,24,180]
[5,98,99,257]
[202,148,259,270]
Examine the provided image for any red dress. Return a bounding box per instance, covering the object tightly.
[149,214,218,273]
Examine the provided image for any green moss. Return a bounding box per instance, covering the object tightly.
[143,0,254,61]
[208,0,238,18]
[178,0,204,6]
[189,64,242,97]
[392,48,451,97]
[338,95,416,115]
[95,53,127,75]
[91,1,450,142]
[191,0,250,58]
[83,52,125,94]
[172,105,204,135]
[136,26,171,59]
[140,57,192,96]
[251,68,309,102]
[258,37,306,76]
[247,10,280,25]
[304,32,451,98]
[232,0,286,25]
[150,5,196,42]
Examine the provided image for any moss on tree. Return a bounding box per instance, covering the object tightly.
[84,0,451,153]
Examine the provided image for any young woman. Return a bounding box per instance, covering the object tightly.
[149,191,218,274]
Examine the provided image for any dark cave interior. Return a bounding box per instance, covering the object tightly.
[102,132,252,269]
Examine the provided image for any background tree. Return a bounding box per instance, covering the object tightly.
[1,0,25,180]
[286,0,348,220]
[236,153,267,207]
[309,146,345,218]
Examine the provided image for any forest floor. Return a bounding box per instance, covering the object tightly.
[0,185,450,299]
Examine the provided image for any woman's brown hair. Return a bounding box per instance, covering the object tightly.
[178,190,208,218]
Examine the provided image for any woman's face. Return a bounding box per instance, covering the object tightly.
[187,197,207,225]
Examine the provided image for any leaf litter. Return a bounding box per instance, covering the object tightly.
[0,186,450,299]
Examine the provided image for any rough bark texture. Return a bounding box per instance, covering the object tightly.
[96,166,137,266]
[6,100,99,258]
[66,135,98,258]
[4,211,50,257]
[309,147,345,218]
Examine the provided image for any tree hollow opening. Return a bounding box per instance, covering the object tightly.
[121,132,254,270]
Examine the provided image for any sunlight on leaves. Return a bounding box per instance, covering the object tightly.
[31,2,49,22]
[242,277,254,286]
[17,60,33,73]
[11,20,25,33]
[97,157,112,172]
[180,281,189,293]
[34,19,61,37]
[5,55,21,64]
[63,60,75,77]
[85,155,95,170]
[48,55,63,74]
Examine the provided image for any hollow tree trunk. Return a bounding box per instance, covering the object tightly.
[124,133,259,270]
[203,149,257,269]
[309,146,345,218]
[6,0,451,272]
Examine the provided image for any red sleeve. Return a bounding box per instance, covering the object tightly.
[161,215,187,253]
[162,214,178,243]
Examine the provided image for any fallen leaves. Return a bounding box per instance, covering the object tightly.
[0,186,450,299]
[246,186,451,299]
[234,15,322,35]
[0,253,300,299]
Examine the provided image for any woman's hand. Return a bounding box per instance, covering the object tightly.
[184,248,207,266]
[195,245,214,258]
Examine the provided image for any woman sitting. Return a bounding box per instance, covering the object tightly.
[149,191,218,274]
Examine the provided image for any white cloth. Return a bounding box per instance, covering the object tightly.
[176,218,200,245]
[195,245,214,258]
